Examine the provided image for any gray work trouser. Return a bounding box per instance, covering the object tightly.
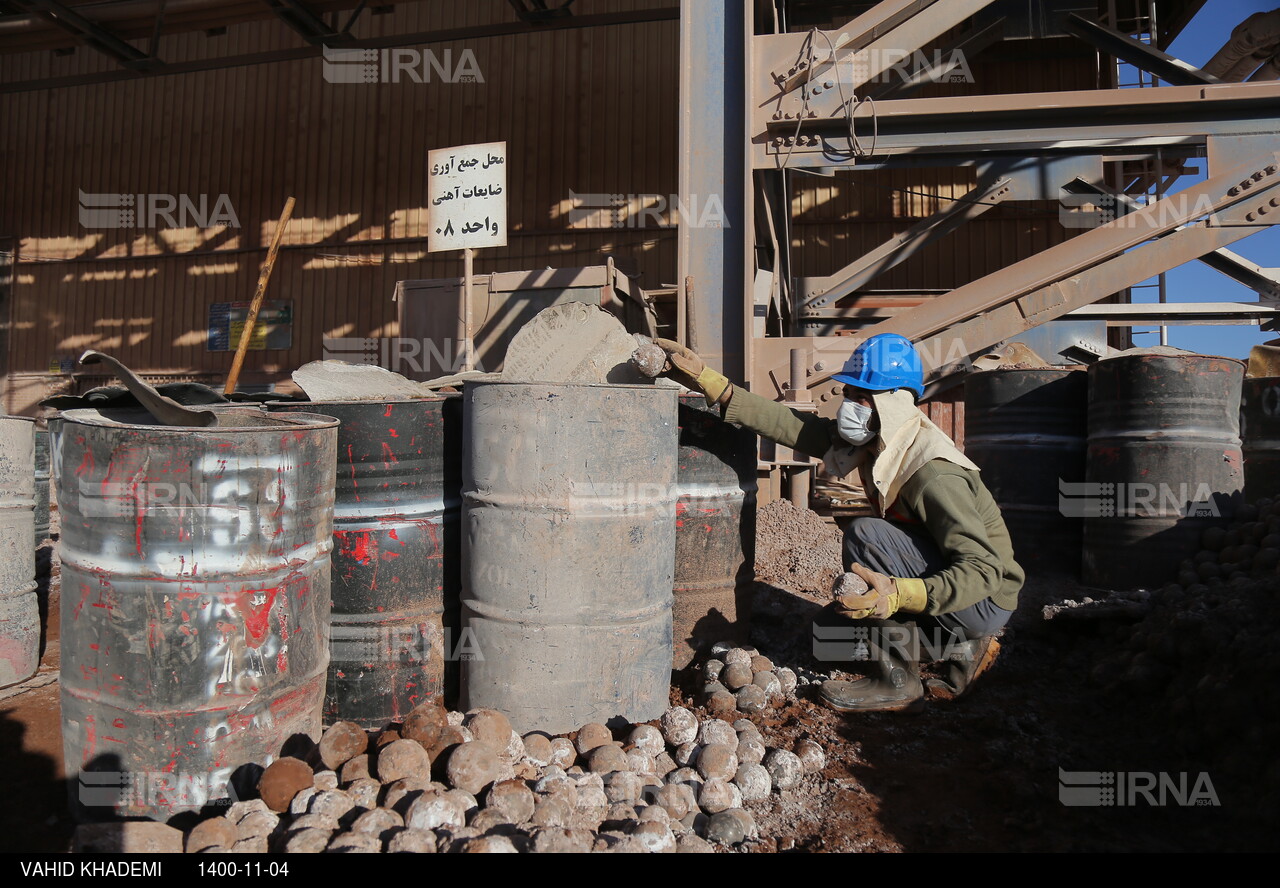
[842,516,1013,642]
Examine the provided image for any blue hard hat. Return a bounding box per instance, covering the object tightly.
[831,333,925,400]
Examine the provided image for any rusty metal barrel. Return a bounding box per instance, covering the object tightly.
[34,428,50,546]
[1240,377,1280,502]
[55,408,338,820]
[674,393,756,669]
[270,396,462,726]
[1083,354,1244,589]
[964,369,1088,572]
[461,381,678,735]
[0,416,39,689]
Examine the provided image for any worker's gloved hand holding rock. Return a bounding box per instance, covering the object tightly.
[833,563,927,620]
[652,338,734,407]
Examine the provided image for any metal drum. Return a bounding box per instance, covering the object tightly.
[270,396,462,727]
[964,369,1088,573]
[1240,377,1280,502]
[673,393,756,669]
[0,416,39,689]
[1083,354,1244,589]
[34,428,50,546]
[461,381,678,734]
[55,408,337,820]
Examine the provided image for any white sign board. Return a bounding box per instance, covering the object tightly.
[428,141,507,252]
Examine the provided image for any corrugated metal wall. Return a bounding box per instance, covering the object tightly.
[0,0,677,414]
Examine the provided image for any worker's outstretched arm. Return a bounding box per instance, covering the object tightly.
[722,386,834,460]
[651,339,834,459]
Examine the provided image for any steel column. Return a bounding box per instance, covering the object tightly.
[678,0,747,378]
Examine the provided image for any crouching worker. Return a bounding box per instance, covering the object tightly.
[652,334,1023,712]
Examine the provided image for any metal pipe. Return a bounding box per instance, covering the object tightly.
[787,465,810,510]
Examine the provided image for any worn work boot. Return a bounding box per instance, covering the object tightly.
[925,635,1001,700]
[819,619,924,713]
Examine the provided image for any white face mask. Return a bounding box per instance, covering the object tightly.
[836,398,876,446]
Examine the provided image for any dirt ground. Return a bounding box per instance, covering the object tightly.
[3,507,1272,853]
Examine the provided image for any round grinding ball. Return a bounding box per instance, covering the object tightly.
[695,744,738,781]
[486,778,536,824]
[400,703,448,749]
[733,763,772,801]
[376,739,432,784]
[627,724,665,755]
[721,662,754,691]
[575,723,613,755]
[257,757,314,813]
[776,667,798,696]
[548,737,577,769]
[696,719,737,747]
[673,742,701,769]
[706,692,739,718]
[661,707,699,746]
[795,739,826,774]
[753,671,783,698]
[318,721,368,770]
[697,778,737,814]
[464,709,514,750]
[736,735,767,766]
[706,807,757,846]
[764,748,803,790]
[445,741,502,795]
[523,733,554,766]
[586,744,629,774]
[735,684,768,713]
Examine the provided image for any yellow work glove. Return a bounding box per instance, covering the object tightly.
[652,338,733,407]
[833,563,928,620]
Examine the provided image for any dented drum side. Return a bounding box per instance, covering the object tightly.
[270,397,462,726]
[34,429,50,546]
[461,382,678,735]
[55,410,337,820]
[674,393,757,669]
[1083,355,1244,590]
[964,369,1088,573]
[0,416,38,689]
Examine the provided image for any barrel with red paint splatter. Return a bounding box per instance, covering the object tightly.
[271,396,462,727]
[674,393,757,669]
[54,408,337,820]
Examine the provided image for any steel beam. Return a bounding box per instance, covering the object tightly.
[1065,176,1280,300]
[910,223,1269,389]
[866,16,1004,101]
[678,0,746,378]
[798,176,1011,309]
[1066,302,1280,325]
[264,0,352,46]
[1062,12,1221,87]
[18,0,159,70]
[749,152,1280,400]
[874,152,1280,344]
[753,82,1280,169]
